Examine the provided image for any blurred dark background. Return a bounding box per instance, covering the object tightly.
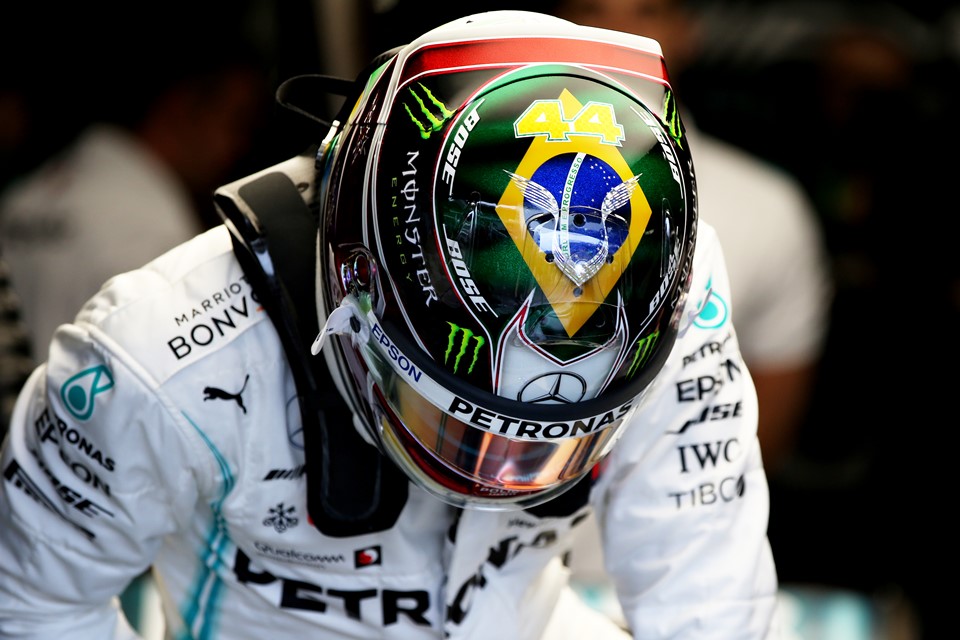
[3,1,956,637]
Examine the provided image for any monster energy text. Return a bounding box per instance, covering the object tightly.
[392,150,437,305]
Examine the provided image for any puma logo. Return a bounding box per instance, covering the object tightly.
[203,374,250,414]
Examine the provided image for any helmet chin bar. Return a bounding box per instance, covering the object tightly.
[378,404,580,511]
[313,291,640,510]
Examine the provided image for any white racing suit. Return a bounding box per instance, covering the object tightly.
[0,220,778,639]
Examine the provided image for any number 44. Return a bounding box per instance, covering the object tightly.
[514,100,624,145]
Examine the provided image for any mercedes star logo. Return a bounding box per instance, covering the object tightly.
[518,372,587,404]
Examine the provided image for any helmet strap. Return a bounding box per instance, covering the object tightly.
[215,157,410,536]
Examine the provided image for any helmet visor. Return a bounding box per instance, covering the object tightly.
[373,356,630,508]
[321,294,643,509]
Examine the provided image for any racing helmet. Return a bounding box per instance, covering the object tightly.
[312,10,697,510]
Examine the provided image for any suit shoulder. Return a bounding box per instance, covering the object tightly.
[73,226,269,381]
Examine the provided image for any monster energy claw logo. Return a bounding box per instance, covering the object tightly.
[403,83,453,139]
[662,90,684,148]
[627,330,659,378]
[445,322,484,374]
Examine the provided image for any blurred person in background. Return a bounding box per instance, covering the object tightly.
[0,31,36,443]
[0,5,272,636]
[0,3,270,361]
[748,4,957,638]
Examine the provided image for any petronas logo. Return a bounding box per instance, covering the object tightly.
[627,330,659,378]
[403,83,453,139]
[445,322,485,374]
[60,365,114,420]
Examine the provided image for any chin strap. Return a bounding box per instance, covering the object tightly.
[214,156,408,537]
